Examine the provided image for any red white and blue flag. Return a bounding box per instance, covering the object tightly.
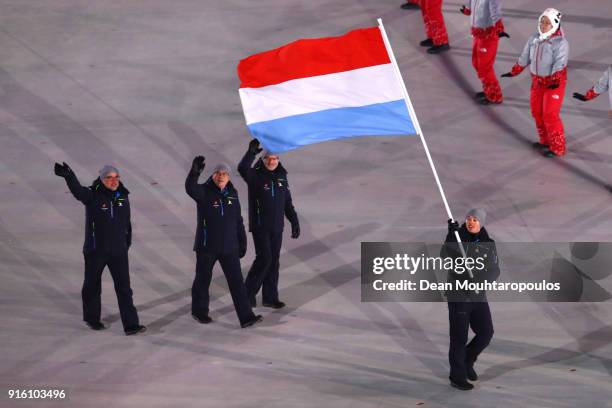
[237,27,417,153]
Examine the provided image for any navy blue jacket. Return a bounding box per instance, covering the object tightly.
[441,225,500,301]
[237,151,299,233]
[185,171,247,255]
[64,174,131,256]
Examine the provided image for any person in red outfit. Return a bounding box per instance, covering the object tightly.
[460,0,509,105]
[502,8,569,157]
[573,66,612,118]
[419,0,451,54]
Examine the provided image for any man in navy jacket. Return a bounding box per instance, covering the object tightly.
[54,162,145,335]
[238,140,300,309]
[186,155,261,328]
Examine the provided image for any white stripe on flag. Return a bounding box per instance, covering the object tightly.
[239,63,403,125]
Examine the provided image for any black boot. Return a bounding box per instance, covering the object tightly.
[427,44,450,54]
[532,142,548,150]
[262,301,286,309]
[401,2,420,9]
[478,98,502,105]
[450,377,474,390]
[124,325,147,336]
[192,314,213,324]
[420,38,434,47]
[241,315,263,329]
[466,364,478,381]
[541,149,557,158]
[474,91,486,99]
[85,321,106,331]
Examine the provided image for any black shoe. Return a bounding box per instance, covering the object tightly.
[192,314,212,324]
[532,142,548,150]
[262,301,286,309]
[124,325,147,336]
[419,38,434,47]
[401,2,420,9]
[478,98,502,105]
[466,365,478,381]
[449,377,474,391]
[427,44,450,54]
[541,149,557,158]
[85,321,106,331]
[474,91,486,99]
[240,315,263,329]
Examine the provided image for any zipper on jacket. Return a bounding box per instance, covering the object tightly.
[256,199,261,225]
[92,221,96,250]
[203,219,207,247]
[271,180,275,198]
[220,199,224,216]
[535,42,542,76]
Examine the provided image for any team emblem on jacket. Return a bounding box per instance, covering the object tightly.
[213,200,219,208]
[101,203,108,210]
[263,183,270,190]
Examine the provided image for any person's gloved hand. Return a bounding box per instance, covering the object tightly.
[291,223,300,239]
[572,92,587,101]
[54,162,73,178]
[447,219,459,234]
[547,83,560,90]
[501,72,514,78]
[498,31,510,38]
[248,139,263,154]
[191,156,205,175]
[459,5,471,15]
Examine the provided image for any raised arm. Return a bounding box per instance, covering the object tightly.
[185,156,206,202]
[54,162,93,204]
[238,139,262,183]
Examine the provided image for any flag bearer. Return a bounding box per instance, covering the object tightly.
[442,209,500,390]
[238,140,300,310]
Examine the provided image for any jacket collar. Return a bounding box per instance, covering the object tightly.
[458,225,491,242]
[91,178,129,196]
[254,158,287,177]
[204,176,236,195]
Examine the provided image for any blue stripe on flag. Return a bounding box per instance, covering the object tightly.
[247,100,417,153]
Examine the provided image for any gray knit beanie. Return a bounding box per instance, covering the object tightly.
[99,165,119,181]
[212,163,231,175]
[466,208,486,225]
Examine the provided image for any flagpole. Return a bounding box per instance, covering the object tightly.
[377,18,475,280]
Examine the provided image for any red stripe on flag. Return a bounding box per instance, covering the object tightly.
[238,27,390,89]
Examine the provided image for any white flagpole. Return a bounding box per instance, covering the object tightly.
[377,18,475,280]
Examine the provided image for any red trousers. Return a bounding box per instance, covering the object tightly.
[530,79,567,156]
[472,36,502,102]
[421,0,449,46]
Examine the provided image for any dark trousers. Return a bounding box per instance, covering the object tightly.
[244,230,283,304]
[192,251,255,325]
[82,251,139,329]
[448,301,494,380]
